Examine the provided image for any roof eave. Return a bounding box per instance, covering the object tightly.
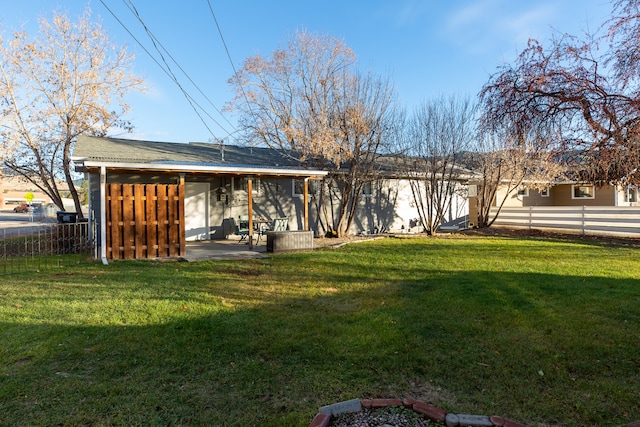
[74,160,328,177]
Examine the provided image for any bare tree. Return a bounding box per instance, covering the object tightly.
[470,128,567,228]
[479,0,640,186]
[228,30,398,237]
[395,95,476,234]
[0,8,144,217]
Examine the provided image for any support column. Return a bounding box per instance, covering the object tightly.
[100,166,108,265]
[247,177,254,249]
[303,177,309,231]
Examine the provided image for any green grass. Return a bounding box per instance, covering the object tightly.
[1,235,639,426]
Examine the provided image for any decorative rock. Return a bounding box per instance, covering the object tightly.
[319,398,362,416]
[402,397,416,408]
[308,413,331,427]
[446,413,460,427]
[456,413,493,427]
[412,401,447,422]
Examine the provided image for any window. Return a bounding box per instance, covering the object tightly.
[236,177,261,194]
[292,179,318,197]
[363,182,373,197]
[625,186,638,203]
[540,187,550,197]
[293,179,305,197]
[517,187,529,197]
[572,184,595,199]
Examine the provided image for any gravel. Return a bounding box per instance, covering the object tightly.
[329,406,440,427]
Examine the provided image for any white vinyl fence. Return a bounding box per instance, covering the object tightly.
[490,206,640,238]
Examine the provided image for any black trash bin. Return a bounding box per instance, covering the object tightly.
[56,211,78,223]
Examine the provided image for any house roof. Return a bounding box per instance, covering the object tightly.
[72,136,328,178]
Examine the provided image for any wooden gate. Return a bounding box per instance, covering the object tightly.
[106,183,185,260]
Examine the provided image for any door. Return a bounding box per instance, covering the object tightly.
[184,182,210,241]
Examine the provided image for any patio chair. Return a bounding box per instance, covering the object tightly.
[270,217,288,232]
[230,217,250,243]
[238,215,250,230]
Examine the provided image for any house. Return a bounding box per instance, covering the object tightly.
[72,136,471,260]
[468,181,640,237]
[0,171,59,210]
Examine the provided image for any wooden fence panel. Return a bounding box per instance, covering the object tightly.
[105,183,184,260]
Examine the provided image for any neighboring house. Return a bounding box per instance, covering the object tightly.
[0,171,62,210]
[72,136,471,260]
[497,182,637,208]
[468,181,640,237]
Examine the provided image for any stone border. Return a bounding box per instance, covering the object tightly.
[308,398,527,427]
[309,398,640,427]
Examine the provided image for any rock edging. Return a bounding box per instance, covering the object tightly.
[309,397,524,427]
[309,398,640,427]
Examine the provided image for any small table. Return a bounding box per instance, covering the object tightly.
[252,218,272,243]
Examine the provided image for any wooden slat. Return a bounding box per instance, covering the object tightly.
[157,185,168,257]
[122,184,134,259]
[110,184,123,260]
[134,184,146,259]
[146,184,158,258]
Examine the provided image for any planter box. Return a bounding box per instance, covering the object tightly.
[266,230,314,253]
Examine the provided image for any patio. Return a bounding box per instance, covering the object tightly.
[183,237,268,261]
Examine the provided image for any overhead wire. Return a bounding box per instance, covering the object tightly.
[206,0,259,142]
[123,0,237,135]
[98,0,236,139]
[122,0,233,138]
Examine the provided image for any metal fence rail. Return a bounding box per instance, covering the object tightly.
[1,222,95,276]
[490,206,640,238]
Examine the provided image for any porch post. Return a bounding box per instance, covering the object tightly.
[100,166,108,265]
[303,177,309,231]
[247,177,254,249]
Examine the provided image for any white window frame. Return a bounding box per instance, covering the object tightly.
[625,186,638,203]
[517,186,529,197]
[292,178,305,197]
[540,187,550,197]
[362,182,373,198]
[234,177,261,195]
[572,184,595,199]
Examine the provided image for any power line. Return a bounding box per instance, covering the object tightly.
[123,0,237,135]
[122,0,235,137]
[206,0,257,135]
[99,0,235,139]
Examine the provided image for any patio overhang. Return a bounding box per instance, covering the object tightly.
[74,160,328,179]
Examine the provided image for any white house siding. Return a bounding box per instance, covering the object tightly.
[349,179,469,235]
[184,182,210,241]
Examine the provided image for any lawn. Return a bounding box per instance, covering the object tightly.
[0,234,639,426]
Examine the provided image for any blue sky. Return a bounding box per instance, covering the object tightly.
[1,0,613,144]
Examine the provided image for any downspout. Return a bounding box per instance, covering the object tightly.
[100,166,108,265]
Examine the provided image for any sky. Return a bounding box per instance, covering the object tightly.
[0,0,614,145]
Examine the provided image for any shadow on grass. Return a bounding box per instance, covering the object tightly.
[1,256,639,426]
